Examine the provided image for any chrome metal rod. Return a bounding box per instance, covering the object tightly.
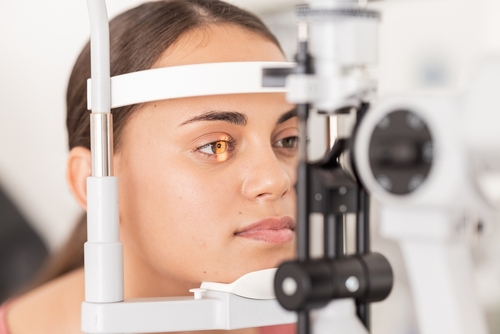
[90,113,114,177]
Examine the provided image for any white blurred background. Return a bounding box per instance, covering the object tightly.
[2,0,500,333]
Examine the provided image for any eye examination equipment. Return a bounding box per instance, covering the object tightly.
[83,0,392,333]
[265,2,393,334]
[82,0,499,333]
[268,1,498,334]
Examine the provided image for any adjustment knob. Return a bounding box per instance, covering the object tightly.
[274,253,393,311]
[274,260,333,311]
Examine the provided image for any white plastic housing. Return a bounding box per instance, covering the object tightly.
[355,95,467,210]
[201,268,277,299]
[461,59,500,173]
[81,291,296,333]
[85,176,123,303]
[397,215,486,334]
[313,299,368,334]
[87,62,294,110]
[309,19,378,68]
[306,1,379,111]
[84,242,123,303]
[86,0,110,113]
[87,177,119,242]
[354,95,488,334]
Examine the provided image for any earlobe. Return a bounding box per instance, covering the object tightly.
[67,146,92,210]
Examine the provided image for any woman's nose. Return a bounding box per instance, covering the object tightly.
[240,146,292,201]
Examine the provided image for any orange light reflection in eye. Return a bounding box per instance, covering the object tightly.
[212,141,228,154]
[215,152,229,162]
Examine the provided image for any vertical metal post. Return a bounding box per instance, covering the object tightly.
[295,21,312,334]
[356,188,370,254]
[296,108,311,334]
[296,105,310,262]
[324,213,344,259]
[298,311,312,334]
[356,188,370,329]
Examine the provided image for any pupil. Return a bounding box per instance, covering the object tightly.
[212,141,227,154]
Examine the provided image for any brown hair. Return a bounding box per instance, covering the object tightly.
[29,0,281,290]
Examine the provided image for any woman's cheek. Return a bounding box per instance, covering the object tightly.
[156,163,233,236]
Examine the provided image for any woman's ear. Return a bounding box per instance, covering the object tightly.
[67,146,92,210]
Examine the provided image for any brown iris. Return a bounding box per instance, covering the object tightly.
[281,137,297,149]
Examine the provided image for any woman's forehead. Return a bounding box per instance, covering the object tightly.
[153,23,285,68]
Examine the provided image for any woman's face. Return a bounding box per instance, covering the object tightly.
[115,24,297,291]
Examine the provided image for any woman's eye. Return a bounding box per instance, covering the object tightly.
[198,140,230,155]
[274,136,299,149]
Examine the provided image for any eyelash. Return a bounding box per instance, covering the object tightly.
[273,136,299,150]
[195,139,236,158]
[194,135,299,160]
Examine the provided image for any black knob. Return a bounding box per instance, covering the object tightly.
[274,253,393,311]
[274,260,333,311]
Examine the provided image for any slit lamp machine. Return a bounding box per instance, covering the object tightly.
[81,0,500,333]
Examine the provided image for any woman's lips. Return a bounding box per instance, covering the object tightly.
[235,217,295,244]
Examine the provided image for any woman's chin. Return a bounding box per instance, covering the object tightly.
[231,254,295,281]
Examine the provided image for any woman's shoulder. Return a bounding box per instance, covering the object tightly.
[260,324,295,334]
[0,301,11,334]
[6,267,84,334]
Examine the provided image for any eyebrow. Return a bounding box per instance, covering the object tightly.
[180,110,247,126]
[179,107,297,127]
[277,108,297,124]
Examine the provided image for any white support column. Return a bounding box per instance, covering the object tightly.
[381,208,488,334]
[84,0,124,306]
[85,177,123,303]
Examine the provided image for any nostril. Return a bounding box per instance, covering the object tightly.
[256,192,272,199]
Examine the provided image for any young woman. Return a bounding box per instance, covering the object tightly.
[1,1,298,333]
